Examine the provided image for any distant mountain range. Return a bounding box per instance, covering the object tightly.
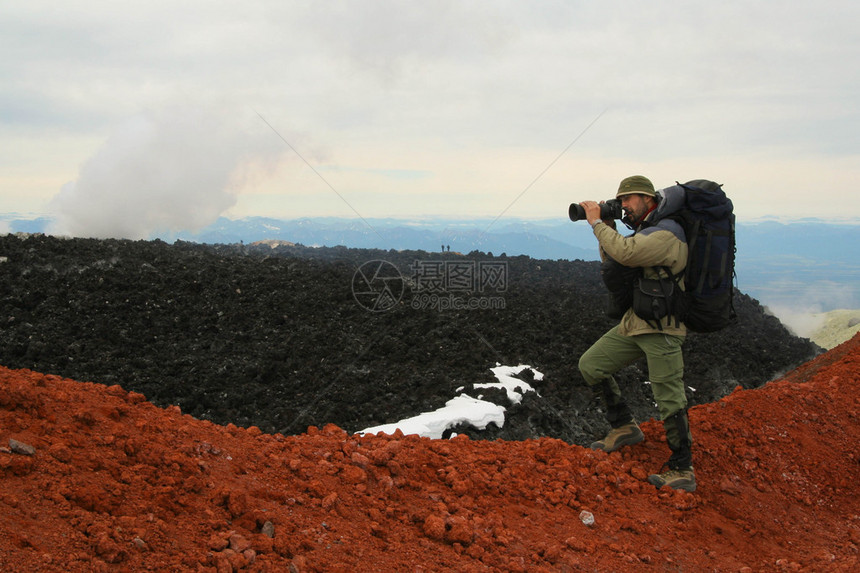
[4,215,858,312]
[167,216,600,261]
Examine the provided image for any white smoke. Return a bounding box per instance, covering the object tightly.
[49,104,276,240]
[763,280,858,338]
[766,304,826,338]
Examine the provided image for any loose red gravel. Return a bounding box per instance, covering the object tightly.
[2,335,859,572]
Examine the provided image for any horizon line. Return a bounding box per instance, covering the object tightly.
[4,213,859,226]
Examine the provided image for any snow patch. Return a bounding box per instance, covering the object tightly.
[358,364,543,439]
[480,364,542,404]
[358,395,505,440]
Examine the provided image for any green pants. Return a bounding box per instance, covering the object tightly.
[578,325,687,421]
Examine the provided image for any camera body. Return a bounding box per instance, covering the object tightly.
[568,198,623,222]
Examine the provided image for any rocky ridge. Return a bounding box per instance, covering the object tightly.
[0,233,820,445]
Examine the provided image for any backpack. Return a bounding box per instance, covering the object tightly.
[658,179,737,332]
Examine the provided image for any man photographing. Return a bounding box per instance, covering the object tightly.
[577,175,695,492]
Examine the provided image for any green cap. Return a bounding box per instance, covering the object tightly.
[616,175,656,198]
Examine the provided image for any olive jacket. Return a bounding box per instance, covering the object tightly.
[591,211,688,337]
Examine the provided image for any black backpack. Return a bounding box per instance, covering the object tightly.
[661,180,737,332]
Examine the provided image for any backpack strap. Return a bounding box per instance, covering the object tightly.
[661,266,683,330]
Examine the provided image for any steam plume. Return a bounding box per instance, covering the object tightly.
[50,104,270,240]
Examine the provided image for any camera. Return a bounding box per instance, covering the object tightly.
[568,198,623,222]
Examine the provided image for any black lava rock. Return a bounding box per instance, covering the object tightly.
[0,234,820,445]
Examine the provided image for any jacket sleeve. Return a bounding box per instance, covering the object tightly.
[592,221,687,275]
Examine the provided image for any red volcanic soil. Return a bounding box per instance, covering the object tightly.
[2,336,859,572]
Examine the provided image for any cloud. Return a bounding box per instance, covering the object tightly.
[4,2,860,223]
[48,103,279,239]
[304,1,516,80]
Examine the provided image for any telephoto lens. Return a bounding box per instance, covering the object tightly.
[568,199,623,222]
[569,203,587,221]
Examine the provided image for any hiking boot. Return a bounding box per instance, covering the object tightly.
[647,468,696,492]
[590,421,644,453]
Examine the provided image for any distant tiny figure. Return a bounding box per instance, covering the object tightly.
[446,245,450,252]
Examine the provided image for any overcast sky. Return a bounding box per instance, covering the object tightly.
[2,1,858,238]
